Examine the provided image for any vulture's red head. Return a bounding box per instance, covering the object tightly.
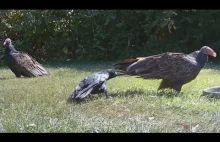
[3,38,12,46]
[200,46,217,57]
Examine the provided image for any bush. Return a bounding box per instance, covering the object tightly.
[0,10,219,63]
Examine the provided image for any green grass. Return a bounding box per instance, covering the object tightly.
[1,61,220,133]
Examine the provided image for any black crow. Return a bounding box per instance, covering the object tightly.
[71,69,123,101]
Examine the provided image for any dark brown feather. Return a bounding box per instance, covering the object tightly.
[12,52,50,77]
[114,52,202,92]
[125,52,200,82]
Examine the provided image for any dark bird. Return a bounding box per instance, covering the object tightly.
[71,69,122,101]
[3,38,50,78]
[114,46,217,92]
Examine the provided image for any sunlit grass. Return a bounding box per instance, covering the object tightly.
[0,61,220,132]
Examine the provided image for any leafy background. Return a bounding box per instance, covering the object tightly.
[0,10,219,63]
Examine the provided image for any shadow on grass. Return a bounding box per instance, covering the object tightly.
[0,60,118,74]
[44,60,118,72]
[0,75,50,80]
[157,90,182,98]
[0,77,15,80]
[112,88,181,99]
[66,89,146,104]
[0,59,219,73]
[66,88,180,104]
[110,89,146,98]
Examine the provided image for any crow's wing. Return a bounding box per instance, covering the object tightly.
[73,72,110,99]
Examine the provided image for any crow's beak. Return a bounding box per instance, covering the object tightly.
[115,71,126,76]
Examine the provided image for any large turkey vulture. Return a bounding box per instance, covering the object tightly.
[114,46,217,92]
[71,69,122,102]
[3,38,50,78]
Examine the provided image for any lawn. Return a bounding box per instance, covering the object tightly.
[0,61,220,133]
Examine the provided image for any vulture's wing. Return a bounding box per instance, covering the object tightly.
[127,52,201,82]
[73,72,110,99]
[11,52,50,77]
[114,53,163,73]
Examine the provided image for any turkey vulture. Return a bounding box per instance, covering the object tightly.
[114,46,217,92]
[71,69,122,101]
[3,38,50,78]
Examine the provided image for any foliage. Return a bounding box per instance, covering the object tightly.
[0,10,220,62]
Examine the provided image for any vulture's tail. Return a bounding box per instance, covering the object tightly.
[114,54,162,76]
[114,59,139,73]
[35,63,50,76]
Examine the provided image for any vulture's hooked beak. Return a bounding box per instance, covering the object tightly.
[212,52,217,57]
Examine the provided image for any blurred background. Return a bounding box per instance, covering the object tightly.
[0,10,219,64]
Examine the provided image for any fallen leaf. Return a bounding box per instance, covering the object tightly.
[183,124,189,129]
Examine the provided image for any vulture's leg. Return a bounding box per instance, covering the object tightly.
[10,68,21,78]
[158,80,183,96]
[157,79,172,91]
[15,74,21,78]
[171,83,183,94]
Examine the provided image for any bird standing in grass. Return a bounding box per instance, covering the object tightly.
[71,69,122,102]
[114,46,217,93]
[3,38,50,78]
